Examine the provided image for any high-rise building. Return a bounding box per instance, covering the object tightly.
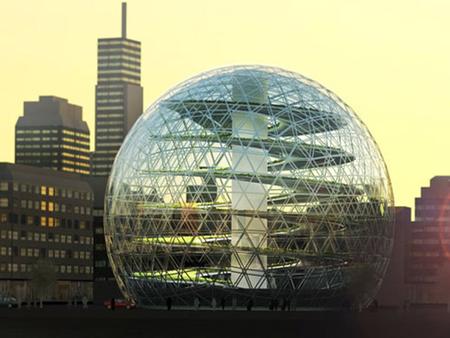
[405,176,450,303]
[92,2,143,176]
[377,207,411,308]
[82,175,121,303]
[0,163,94,301]
[15,96,91,175]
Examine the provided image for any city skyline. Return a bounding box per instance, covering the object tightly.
[1,0,450,211]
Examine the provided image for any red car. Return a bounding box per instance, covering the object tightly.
[104,299,136,310]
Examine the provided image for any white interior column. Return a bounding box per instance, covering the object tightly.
[231,74,268,289]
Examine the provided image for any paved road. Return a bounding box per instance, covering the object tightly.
[0,306,448,338]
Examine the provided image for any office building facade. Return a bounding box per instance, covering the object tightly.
[92,2,143,176]
[377,207,411,308]
[405,176,450,303]
[83,176,120,303]
[0,163,94,301]
[15,96,90,175]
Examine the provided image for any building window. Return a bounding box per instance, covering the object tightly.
[48,202,54,212]
[0,182,8,191]
[95,260,107,268]
[48,187,54,196]
[41,201,47,211]
[40,186,47,196]
[40,216,47,227]
[9,213,18,224]
[0,198,8,208]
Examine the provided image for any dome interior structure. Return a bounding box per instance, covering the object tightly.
[105,65,394,309]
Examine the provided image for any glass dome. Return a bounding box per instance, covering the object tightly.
[105,65,394,309]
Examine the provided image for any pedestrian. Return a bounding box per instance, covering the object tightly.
[246,298,253,311]
[291,298,296,311]
[211,297,217,311]
[194,297,200,311]
[166,297,172,311]
[82,295,88,309]
[273,298,279,311]
[281,298,286,311]
[220,297,226,310]
[269,299,274,311]
[232,296,237,310]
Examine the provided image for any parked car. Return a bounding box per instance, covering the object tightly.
[103,298,136,310]
[0,295,17,308]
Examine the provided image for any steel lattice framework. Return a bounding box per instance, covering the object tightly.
[105,65,394,309]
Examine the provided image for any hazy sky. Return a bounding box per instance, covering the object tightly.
[1,0,449,211]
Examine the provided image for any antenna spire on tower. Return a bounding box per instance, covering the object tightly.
[121,2,127,38]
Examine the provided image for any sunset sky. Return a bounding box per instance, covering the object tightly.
[1,0,450,211]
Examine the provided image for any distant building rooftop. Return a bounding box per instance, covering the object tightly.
[16,96,89,133]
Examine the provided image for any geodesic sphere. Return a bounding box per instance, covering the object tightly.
[105,65,394,309]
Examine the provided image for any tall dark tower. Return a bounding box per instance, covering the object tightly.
[93,2,143,176]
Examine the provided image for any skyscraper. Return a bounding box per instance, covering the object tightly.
[92,2,143,176]
[15,96,90,175]
[377,206,411,308]
[405,176,450,303]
